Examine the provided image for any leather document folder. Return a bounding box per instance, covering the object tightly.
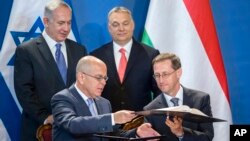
[93,134,165,140]
[135,105,226,123]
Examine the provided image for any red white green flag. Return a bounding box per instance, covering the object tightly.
[142,0,232,141]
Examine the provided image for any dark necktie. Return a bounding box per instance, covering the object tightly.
[170,97,179,106]
[87,98,97,116]
[55,43,67,84]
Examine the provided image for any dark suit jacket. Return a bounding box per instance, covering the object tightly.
[51,85,136,141]
[144,86,214,141]
[14,36,87,141]
[90,39,161,112]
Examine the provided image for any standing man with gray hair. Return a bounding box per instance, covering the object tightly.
[14,0,87,140]
[91,6,161,112]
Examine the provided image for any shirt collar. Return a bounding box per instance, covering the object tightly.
[42,30,65,50]
[113,39,132,55]
[163,86,184,106]
[74,83,89,102]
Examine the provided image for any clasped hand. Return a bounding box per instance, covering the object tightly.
[165,116,184,137]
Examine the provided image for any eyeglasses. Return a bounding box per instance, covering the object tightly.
[82,72,108,82]
[153,70,177,80]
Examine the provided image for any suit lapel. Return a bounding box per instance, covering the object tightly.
[106,41,143,85]
[94,98,106,115]
[157,94,169,108]
[106,44,121,84]
[155,94,170,122]
[182,86,194,107]
[123,40,141,83]
[36,36,65,86]
[180,86,196,127]
[65,39,74,86]
[69,85,92,116]
[69,85,108,116]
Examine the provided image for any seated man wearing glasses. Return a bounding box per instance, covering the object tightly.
[51,55,160,141]
[143,53,214,141]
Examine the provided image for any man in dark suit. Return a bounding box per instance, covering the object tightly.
[143,53,214,141]
[90,6,160,112]
[51,56,160,141]
[14,1,87,140]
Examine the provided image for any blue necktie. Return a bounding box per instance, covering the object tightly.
[170,98,179,106]
[87,98,97,116]
[55,43,67,84]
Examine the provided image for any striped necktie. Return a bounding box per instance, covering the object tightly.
[170,98,179,106]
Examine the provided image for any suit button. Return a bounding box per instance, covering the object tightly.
[100,127,106,131]
[121,86,125,90]
[121,102,125,105]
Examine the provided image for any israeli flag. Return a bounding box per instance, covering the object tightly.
[0,0,77,140]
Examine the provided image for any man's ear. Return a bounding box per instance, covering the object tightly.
[177,68,182,78]
[77,72,85,84]
[43,17,49,27]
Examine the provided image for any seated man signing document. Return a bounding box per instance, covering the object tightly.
[51,56,160,141]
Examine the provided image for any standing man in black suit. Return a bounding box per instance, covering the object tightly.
[90,6,161,112]
[14,0,87,140]
[144,53,214,141]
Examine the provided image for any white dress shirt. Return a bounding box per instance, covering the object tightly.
[163,86,184,107]
[42,31,68,67]
[74,84,115,125]
[113,39,132,70]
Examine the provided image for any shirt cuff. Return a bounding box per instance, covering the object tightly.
[43,119,47,125]
[111,113,115,125]
[177,134,184,141]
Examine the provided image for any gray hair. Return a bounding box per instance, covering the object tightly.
[108,6,133,21]
[44,0,72,20]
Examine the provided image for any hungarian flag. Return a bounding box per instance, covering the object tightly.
[142,0,232,141]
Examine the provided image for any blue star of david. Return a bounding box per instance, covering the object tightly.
[0,16,44,141]
[7,17,44,66]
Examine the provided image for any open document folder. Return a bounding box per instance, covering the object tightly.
[93,134,166,140]
[135,105,226,123]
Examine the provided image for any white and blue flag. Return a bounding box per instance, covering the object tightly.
[0,0,78,140]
